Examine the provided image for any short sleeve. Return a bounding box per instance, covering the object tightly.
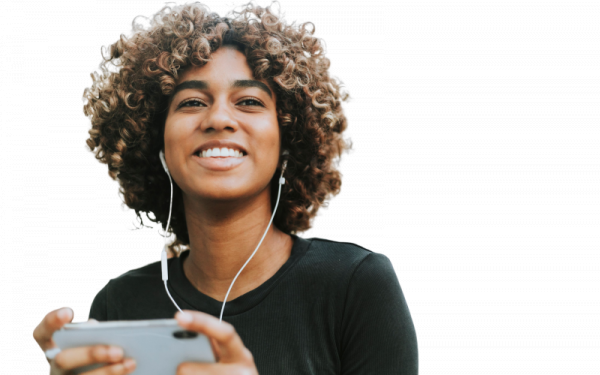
[340,252,418,374]
[88,281,110,321]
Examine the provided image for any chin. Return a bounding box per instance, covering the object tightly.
[203,190,249,202]
[186,183,257,203]
[180,171,272,203]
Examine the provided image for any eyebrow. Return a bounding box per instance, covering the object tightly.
[171,79,273,99]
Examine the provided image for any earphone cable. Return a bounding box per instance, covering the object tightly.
[161,170,181,312]
[164,280,183,312]
[163,173,174,240]
[159,150,288,322]
[218,166,285,323]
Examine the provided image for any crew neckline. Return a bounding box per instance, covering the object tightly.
[168,234,312,317]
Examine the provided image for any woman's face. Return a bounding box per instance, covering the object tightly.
[164,46,280,203]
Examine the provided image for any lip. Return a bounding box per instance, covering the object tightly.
[193,154,247,171]
[193,139,247,156]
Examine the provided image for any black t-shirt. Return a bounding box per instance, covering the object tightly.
[89,235,418,374]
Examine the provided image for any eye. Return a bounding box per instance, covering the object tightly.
[178,99,206,108]
[238,98,264,107]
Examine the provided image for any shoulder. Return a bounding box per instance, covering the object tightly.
[318,239,417,373]
[103,259,163,291]
[305,236,373,260]
[304,236,393,269]
[88,259,165,320]
[115,259,163,279]
[299,236,396,286]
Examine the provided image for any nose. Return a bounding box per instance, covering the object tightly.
[201,99,239,133]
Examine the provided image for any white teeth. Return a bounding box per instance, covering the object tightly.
[198,147,245,158]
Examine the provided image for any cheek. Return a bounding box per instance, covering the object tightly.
[250,121,280,165]
[164,116,188,142]
[163,118,180,151]
[164,116,199,152]
[163,119,195,182]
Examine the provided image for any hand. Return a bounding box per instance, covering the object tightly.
[175,310,258,375]
[33,307,136,375]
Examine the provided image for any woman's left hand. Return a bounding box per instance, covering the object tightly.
[174,310,258,375]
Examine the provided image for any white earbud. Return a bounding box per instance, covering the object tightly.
[159,150,169,175]
[279,149,289,185]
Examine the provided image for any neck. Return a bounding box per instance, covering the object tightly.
[180,187,293,302]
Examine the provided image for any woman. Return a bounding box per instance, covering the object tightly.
[33,2,418,374]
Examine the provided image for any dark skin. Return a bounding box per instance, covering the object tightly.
[164,46,293,304]
[34,46,293,374]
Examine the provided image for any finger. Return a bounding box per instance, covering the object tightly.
[54,345,124,371]
[175,310,253,364]
[177,362,253,375]
[80,358,136,375]
[33,307,73,351]
[210,336,220,362]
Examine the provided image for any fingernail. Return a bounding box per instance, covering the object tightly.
[108,346,123,360]
[177,312,192,323]
[124,358,136,370]
[58,308,73,321]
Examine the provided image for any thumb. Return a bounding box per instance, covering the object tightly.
[210,337,221,362]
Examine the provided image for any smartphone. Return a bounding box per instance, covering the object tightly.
[52,319,215,374]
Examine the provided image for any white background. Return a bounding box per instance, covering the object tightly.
[1,0,599,374]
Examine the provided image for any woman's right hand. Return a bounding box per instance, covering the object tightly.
[33,307,136,375]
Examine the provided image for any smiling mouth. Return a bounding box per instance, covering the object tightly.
[194,150,247,158]
[192,153,247,171]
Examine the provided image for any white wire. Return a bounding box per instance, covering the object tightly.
[160,160,287,321]
[163,173,174,240]
[162,172,182,312]
[218,167,285,323]
[164,280,183,312]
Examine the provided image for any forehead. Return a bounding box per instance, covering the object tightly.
[177,47,253,82]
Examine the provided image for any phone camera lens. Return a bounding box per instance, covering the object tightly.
[173,330,198,339]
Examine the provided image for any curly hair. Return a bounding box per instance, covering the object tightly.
[83,1,351,255]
